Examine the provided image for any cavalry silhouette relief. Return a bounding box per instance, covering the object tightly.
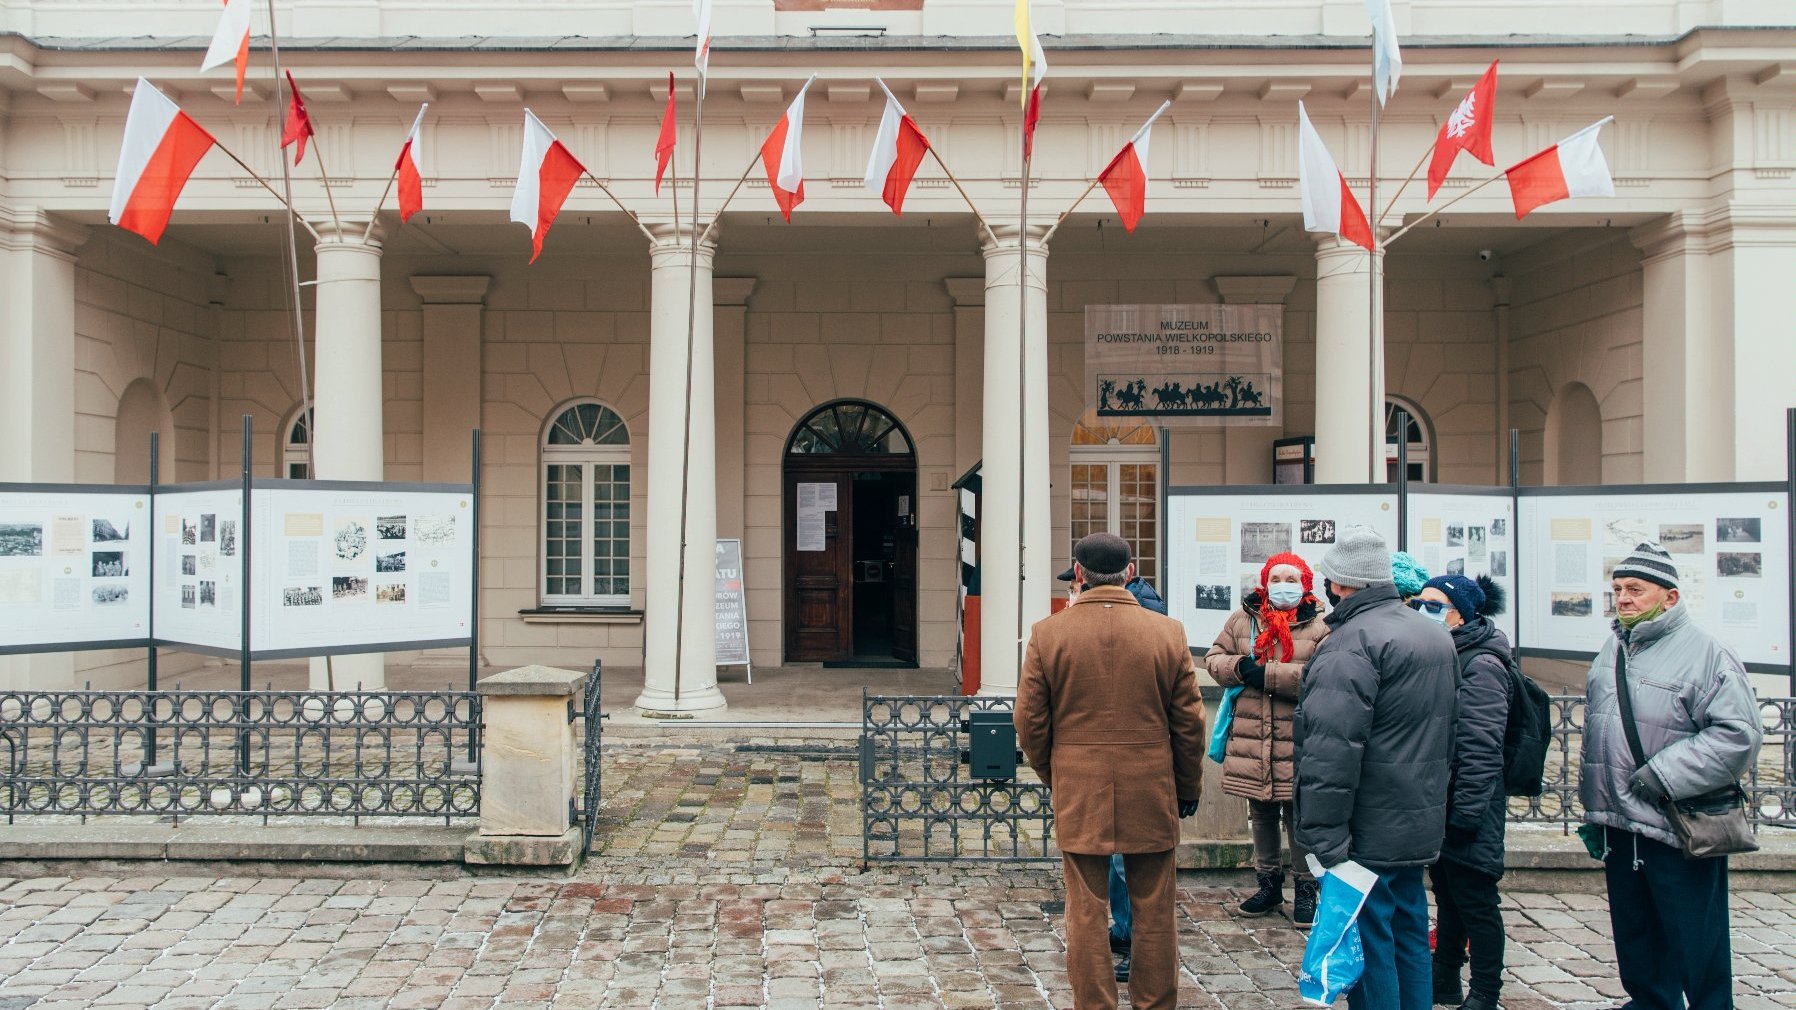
[1097,375,1273,417]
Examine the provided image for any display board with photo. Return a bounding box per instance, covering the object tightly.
[152,487,245,654]
[1165,490,1399,667]
[0,488,152,652]
[1516,488,1791,669]
[1406,490,1517,643]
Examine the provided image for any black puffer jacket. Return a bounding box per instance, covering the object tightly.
[1440,618,1513,879]
[1294,583,1458,871]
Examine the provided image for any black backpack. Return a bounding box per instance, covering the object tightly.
[1463,641,1552,798]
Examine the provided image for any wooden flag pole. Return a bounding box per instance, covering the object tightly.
[263,0,315,469]
[1041,101,1169,245]
[697,150,759,247]
[1376,141,1434,227]
[580,168,659,244]
[210,142,322,239]
[307,134,345,234]
[1382,172,1505,246]
[926,147,998,246]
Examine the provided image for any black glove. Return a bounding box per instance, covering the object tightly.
[1628,765,1669,806]
[1235,655,1266,691]
[1177,799,1199,819]
[1444,823,1478,848]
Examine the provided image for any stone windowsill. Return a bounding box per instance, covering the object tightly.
[517,607,644,625]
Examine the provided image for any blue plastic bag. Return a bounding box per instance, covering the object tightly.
[1207,685,1243,764]
[1297,856,1377,1006]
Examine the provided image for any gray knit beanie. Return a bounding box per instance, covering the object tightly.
[1611,542,1679,590]
[1315,524,1395,589]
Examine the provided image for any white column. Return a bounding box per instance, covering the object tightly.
[0,207,86,691]
[1631,212,1728,483]
[1312,236,1385,483]
[636,221,725,713]
[310,221,387,691]
[978,223,1051,697]
[1711,205,1796,481]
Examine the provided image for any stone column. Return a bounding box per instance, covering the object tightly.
[1710,205,1796,481]
[1312,236,1385,483]
[1630,212,1725,482]
[636,222,725,713]
[411,275,491,483]
[0,207,86,691]
[977,223,1051,697]
[311,221,387,690]
[1214,276,1297,484]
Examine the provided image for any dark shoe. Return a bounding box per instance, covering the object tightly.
[1431,962,1464,1006]
[1238,870,1285,916]
[1108,932,1130,956]
[1113,951,1131,983]
[1292,877,1318,929]
[1458,992,1500,1010]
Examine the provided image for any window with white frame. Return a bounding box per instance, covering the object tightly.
[1384,398,1433,483]
[1069,410,1159,587]
[541,400,632,607]
[283,404,313,479]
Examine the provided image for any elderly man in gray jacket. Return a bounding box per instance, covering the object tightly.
[1582,542,1762,1010]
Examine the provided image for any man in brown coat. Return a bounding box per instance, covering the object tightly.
[1015,533,1207,1010]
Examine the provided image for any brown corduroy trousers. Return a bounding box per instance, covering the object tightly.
[1061,849,1179,1010]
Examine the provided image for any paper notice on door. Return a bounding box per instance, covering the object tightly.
[797,482,830,552]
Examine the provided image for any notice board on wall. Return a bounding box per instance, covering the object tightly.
[1165,488,1399,654]
[248,481,474,659]
[0,485,152,653]
[152,483,246,656]
[1515,485,1790,670]
[1407,488,1518,644]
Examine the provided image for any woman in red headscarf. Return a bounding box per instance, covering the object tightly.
[1205,551,1331,927]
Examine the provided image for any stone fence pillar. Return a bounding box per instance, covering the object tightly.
[466,665,587,866]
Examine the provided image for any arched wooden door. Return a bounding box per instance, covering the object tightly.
[783,401,918,665]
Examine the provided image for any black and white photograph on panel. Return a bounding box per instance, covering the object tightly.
[1716,517,1761,544]
[181,518,197,546]
[1717,552,1762,578]
[199,513,216,543]
[334,520,369,562]
[1446,523,1466,548]
[376,515,407,540]
[376,582,407,604]
[332,575,369,600]
[91,551,127,578]
[1489,551,1507,577]
[1551,592,1594,618]
[1299,519,1335,545]
[91,518,128,543]
[283,586,324,607]
[1194,584,1233,612]
[1446,558,1465,576]
[0,523,44,557]
[180,554,197,576]
[374,551,406,574]
[92,584,129,606]
[199,581,216,606]
[1658,523,1705,554]
[1240,522,1292,564]
[1490,518,1507,540]
[220,520,237,557]
[415,515,455,546]
[180,585,196,609]
[1467,526,1487,561]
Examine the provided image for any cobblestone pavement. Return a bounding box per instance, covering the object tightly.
[0,731,1791,1010]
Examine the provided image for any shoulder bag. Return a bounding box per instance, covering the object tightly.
[1612,642,1758,859]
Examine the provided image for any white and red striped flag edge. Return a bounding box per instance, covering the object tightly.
[1097,100,1170,233]
[1296,102,1374,251]
[509,109,587,263]
[693,0,713,76]
[110,79,218,246]
[863,79,931,216]
[760,75,815,222]
[1505,117,1615,220]
[395,104,428,223]
[1015,0,1047,157]
[201,0,252,104]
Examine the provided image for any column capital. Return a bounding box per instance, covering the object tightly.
[1628,209,1713,262]
[410,275,492,305]
[313,219,384,255]
[979,221,1052,257]
[1213,275,1297,305]
[645,219,718,269]
[0,206,90,262]
[945,277,986,307]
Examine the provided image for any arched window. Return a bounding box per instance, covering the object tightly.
[283,403,314,479]
[1384,398,1432,482]
[785,400,913,456]
[541,400,632,606]
[1070,409,1159,586]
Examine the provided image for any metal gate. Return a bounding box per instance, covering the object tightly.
[573,661,604,856]
[860,692,1054,864]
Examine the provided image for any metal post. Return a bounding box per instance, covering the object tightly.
[1396,409,1409,550]
[240,417,253,775]
[1510,428,1521,651]
[146,431,160,771]
[1786,408,1794,695]
[1158,426,1169,591]
[1367,42,1382,481]
[468,428,482,763]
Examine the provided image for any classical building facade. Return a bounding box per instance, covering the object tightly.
[1,1,1791,710]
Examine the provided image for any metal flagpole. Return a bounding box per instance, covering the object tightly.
[1367,42,1382,482]
[1015,110,1032,675]
[265,0,312,478]
[670,68,707,706]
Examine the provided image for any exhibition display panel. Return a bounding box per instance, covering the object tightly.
[0,485,152,654]
[1406,488,1518,644]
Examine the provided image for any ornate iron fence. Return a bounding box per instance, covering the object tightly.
[1509,695,1795,831]
[860,692,1053,864]
[0,688,481,822]
[574,660,604,856]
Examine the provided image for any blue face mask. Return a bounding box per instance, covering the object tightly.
[1267,583,1305,610]
[1422,606,1450,626]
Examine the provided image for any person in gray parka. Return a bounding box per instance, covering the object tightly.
[1293,525,1457,1010]
[1582,542,1762,1010]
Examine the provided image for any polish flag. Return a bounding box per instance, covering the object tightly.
[693,0,713,77]
[110,79,217,246]
[1097,100,1170,233]
[1505,117,1615,220]
[509,110,587,263]
[201,0,253,104]
[863,79,930,216]
[1426,61,1499,200]
[394,104,428,223]
[279,71,314,166]
[655,72,677,195]
[760,76,814,222]
[1296,102,1374,251]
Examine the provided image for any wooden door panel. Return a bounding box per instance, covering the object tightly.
[783,471,851,661]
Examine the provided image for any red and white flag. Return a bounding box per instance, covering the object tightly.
[1426,61,1499,200]
[509,110,586,263]
[863,79,930,216]
[279,71,314,166]
[760,76,814,222]
[109,79,217,246]
[1015,0,1047,159]
[655,72,677,195]
[1505,117,1614,220]
[1296,102,1374,251]
[693,0,713,77]
[394,104,427,223]
[201,0,252,104]
[1097,100,1170,233]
